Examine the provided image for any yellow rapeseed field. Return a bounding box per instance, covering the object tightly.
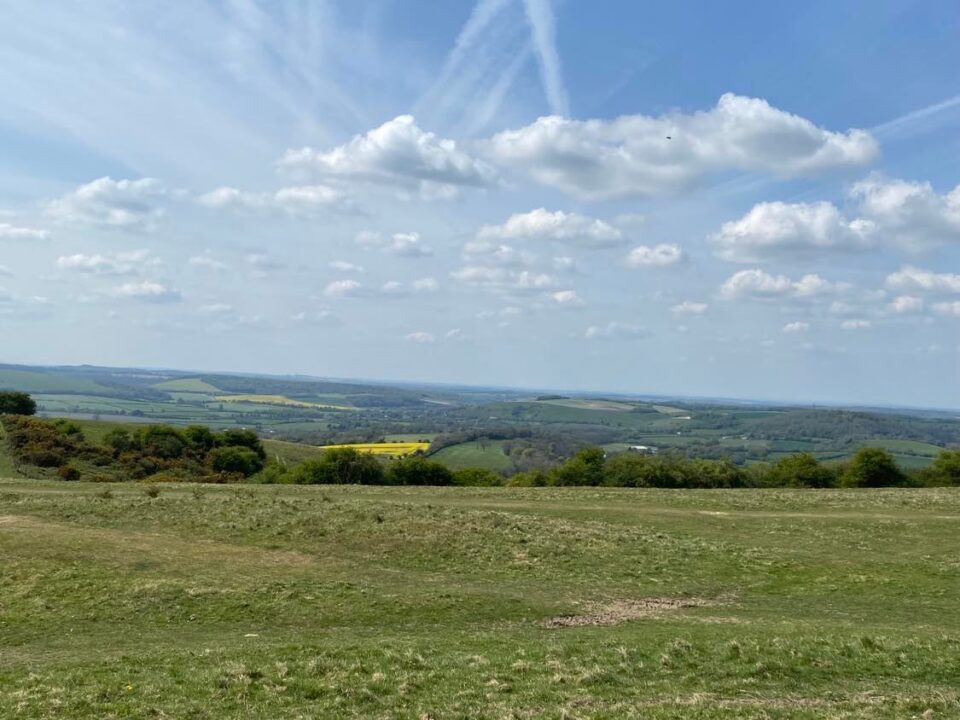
[319,442,430,457]
[215,394,355,410]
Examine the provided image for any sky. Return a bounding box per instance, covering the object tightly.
[1,0,960,408]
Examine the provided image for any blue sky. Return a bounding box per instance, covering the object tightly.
[1,0,959,407]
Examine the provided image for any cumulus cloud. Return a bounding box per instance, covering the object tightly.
[379,278,439,296]
[46,177,167,229]
[851,175,960,251]
[672,301,708,315]
[885,266,960,294]
[462,240,535,268]
[450,265,556,293]
[477,208,624,247]
[324,279,363,298]
[189,254,227,271]
[720,268,847,301]
[584,321,649,340]
[357,231,433,258]
[279,115,496,198]
[624,243,685,268]
[551,289,584,307]
[405,331,436,343]
[710,201,873,262]
[198,185,347,214]
[329,260,364,273]
[932,301,960,317]
[888,295,924,314]
[841,319,871,330]
[782,321,810,334]
[489,93,877,199]
[57,249,158,276]
[0,222,50,240]
[111,280,181,302]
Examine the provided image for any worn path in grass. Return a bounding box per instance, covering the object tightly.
[1,479,959,719]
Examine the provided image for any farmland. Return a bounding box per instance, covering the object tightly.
[2,478,959,718]
[319,441,430,457]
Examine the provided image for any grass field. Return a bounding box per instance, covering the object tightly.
[319,441,430,457]
[216,394,355,411]
[1,479,959,718]
[430,439,515,472]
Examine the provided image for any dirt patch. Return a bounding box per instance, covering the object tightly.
[545,597,714,628]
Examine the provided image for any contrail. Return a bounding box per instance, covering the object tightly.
[872,93,960,139]
[523,0,570,117]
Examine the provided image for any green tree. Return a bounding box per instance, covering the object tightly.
[0,392,36,415]
[550,447,606,486]
[767,453,837,488]
[922,449,960,486]
[285,447,385,485]
[387,456,454,486]
[206,446,264,477]
[217,428,266,460]
[183,425,217,452]
[841,447,906,487]
[452,468,503,487]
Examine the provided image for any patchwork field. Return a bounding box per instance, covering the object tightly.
[216,394,355,411]
[319,441,430,457]
[1,479,959,718]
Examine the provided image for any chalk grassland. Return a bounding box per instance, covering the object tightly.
[319,441,430,457]
[215,394,356,411]
[430,439,514,472]
[1,479,959,719]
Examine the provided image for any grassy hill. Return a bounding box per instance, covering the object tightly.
[2,480,959,717]
[430,439,515,472]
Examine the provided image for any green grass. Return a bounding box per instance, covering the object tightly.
[0,369,107,393]
[430,440,514,472]
[152,378,225,393]
[261,438,327,466]
[1,480,959,718]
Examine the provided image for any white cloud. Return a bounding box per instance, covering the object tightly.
[198,184,346,214]
[0,265,11,277]
[412,277,439,292]
[932,301,960,317]
[782,321,810,334]
[450,265,556,293]
[380,279,438,296]
[720,268,846,301]
[840,319,871,330]
[357,231,433,258]
[46,177,167,229]
[672,301,708,315]
[489,93,877,199]
[0,222,50,240]
[405,331,436,343]
[111,280,181,302]
[522,0,569,117]
[553,256,576,272]
[198,303,233,315]
[279,115,496,197]
[57,249,158,276]
[477,208,624,247]
[329,260,364,273]
[886,266,960,295]
[624,243,685,268]
[851,175,960,251]
[463,240,535,267]
[710,201,873,262]
[445,328,469,341]
[551,289,584,307]
[324,279,363,297]
[189,254,227,271]
[888,295,924,314]
[584,321,648,341]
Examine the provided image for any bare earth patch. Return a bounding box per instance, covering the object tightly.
[545,597,715,628]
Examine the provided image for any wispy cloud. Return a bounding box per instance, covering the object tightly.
[522,0,569,116]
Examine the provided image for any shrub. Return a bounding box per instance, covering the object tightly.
[284,447,386,485]
[920,449,960,486]
[841,447,906,488]
[766,453,838,488]
[143,485,161,498]
[387,456,454,486]
[0,391,36,415]
[136,426,187,460]
[452,468,504,487]
[57,464,81,481]
[103,428,135,455]
[550,447,606,486]
[183,425,217,452]
[206,445,264,477]
[217,429,266,460]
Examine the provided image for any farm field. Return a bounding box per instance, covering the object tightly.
[319,441,430,457]
[430,439,515,472]
[216,394,355,411]
[1,479,959,718]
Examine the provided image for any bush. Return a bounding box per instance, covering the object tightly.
[103,428,135,454]
[136,426,186,460]
[57,464,81,481]
[284,447,386,485]
[452,468,504,487]
[841,447,906,488]
[0,392,36,415]
[387,456,455,486]
[766,453,838,488]
[183,425,217,452]
[550,447,606,486]
[217,429,266,460]
[206,445,264,477]
[920,449,960,486]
